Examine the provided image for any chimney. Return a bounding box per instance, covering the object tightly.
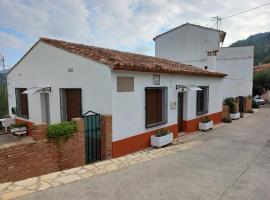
[206,49,218,71]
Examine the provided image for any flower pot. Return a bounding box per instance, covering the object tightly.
[11,127,27,136]
[199,120,213,131]
[230,112,240,120]
[151,132,173,147]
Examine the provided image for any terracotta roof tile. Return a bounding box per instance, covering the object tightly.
[254,63,270,73]
[40,37,226,78]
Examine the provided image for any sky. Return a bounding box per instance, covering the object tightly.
[0,0,270,68]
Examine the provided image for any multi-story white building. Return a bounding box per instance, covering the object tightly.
[154,23,254,99]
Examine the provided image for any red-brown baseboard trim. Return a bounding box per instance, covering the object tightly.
[112,124,178,158]
[112,111,222,158]
[183,111,222,133]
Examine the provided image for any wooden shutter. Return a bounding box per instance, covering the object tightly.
[66,89,82,121]
[145,87,167,128]
[15,88,29,118]
[203,87,209,113]
[146,89,157,125]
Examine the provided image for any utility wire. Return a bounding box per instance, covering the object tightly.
[222,2,270,20]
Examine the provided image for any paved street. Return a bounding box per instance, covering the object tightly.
[19,107,270,200]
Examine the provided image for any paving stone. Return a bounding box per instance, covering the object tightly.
[63,167,82,174]
[83,164,95,170]
[15,177,38,187]
[55,175,81,184]
[40,172,61,181]
[80,172,95,178]
[94,160,112,167]
[38,181,51,191]
[0,182,12,192]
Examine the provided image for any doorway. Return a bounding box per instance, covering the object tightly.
[40,93,50,124]
[60,89,82,122]
[178,92,184,132]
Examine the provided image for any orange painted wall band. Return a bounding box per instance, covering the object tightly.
[112,111,222,158]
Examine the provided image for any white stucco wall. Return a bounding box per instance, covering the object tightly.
[155,24,220,63]
[7,42,112,123]
[217,46,254,98]
[155,25,254,99]
[111,71,223,141]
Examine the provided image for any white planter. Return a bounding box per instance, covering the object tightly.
[199,121,213,131]
[151,133,173,147]
[230,112,240,120]
[11,127,27,136]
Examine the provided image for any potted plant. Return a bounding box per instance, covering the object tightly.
[151,128,173,147]
[224,98,240,120]
[199,116,213,131]
[10,123,27,136]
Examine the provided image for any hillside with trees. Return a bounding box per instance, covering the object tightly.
[230,31,270,65]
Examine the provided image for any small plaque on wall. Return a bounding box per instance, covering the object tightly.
[153,74,160,85]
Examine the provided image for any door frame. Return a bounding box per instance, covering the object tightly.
[59,88,82,122]
[178,92,184,132]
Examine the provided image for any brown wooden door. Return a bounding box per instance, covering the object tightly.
[178,92,184,132]
[66,89,82,121]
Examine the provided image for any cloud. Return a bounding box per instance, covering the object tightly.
[0,0,269,65]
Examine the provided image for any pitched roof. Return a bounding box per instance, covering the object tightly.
[153,23,226,43]
[254,63,270,73]
[39,37,225,78]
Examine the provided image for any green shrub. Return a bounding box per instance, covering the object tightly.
[252,100,260,109]
[201,116,211,123]
[224,98,236,113]
[155,128,170,137]
[48,122,77,142]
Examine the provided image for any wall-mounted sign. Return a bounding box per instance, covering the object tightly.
[153,74,160,85]
[170,101,176,109]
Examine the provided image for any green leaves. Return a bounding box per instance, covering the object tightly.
[224,98,236,113]
[47,122,77,143]
[155,128,169,137]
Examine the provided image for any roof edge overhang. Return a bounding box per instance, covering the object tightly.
[112,68,227,78]
[153,23,226,42]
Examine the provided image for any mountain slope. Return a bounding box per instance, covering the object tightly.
[230,31,270,65]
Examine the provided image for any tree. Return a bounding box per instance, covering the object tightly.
[253,69,270,96]
[0,84,8,118]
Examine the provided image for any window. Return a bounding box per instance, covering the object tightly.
[117,77,134,92]
[196,86,209,115]
[15,88,29,119]
[145,87,167,128]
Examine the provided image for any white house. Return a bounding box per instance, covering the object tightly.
[154,23,254,99]
[7,38,226,157]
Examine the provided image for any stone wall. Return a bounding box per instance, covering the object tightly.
[0,118,85,183]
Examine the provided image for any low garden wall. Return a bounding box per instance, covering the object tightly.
[0,118,85,183]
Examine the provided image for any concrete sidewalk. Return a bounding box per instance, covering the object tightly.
[13,107,270,199]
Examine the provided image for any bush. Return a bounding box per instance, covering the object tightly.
[222,116,232,123]
[252,100,260,109]
[48,122,77,142]
[155,128,170,137]
[201,116,211,123]
[224,98,236,113]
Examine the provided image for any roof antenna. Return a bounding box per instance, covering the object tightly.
[211,16,221,30]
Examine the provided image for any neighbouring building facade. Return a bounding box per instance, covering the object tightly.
[254,63,270,102]
[154,23,254,99]
[7,38,226,157]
